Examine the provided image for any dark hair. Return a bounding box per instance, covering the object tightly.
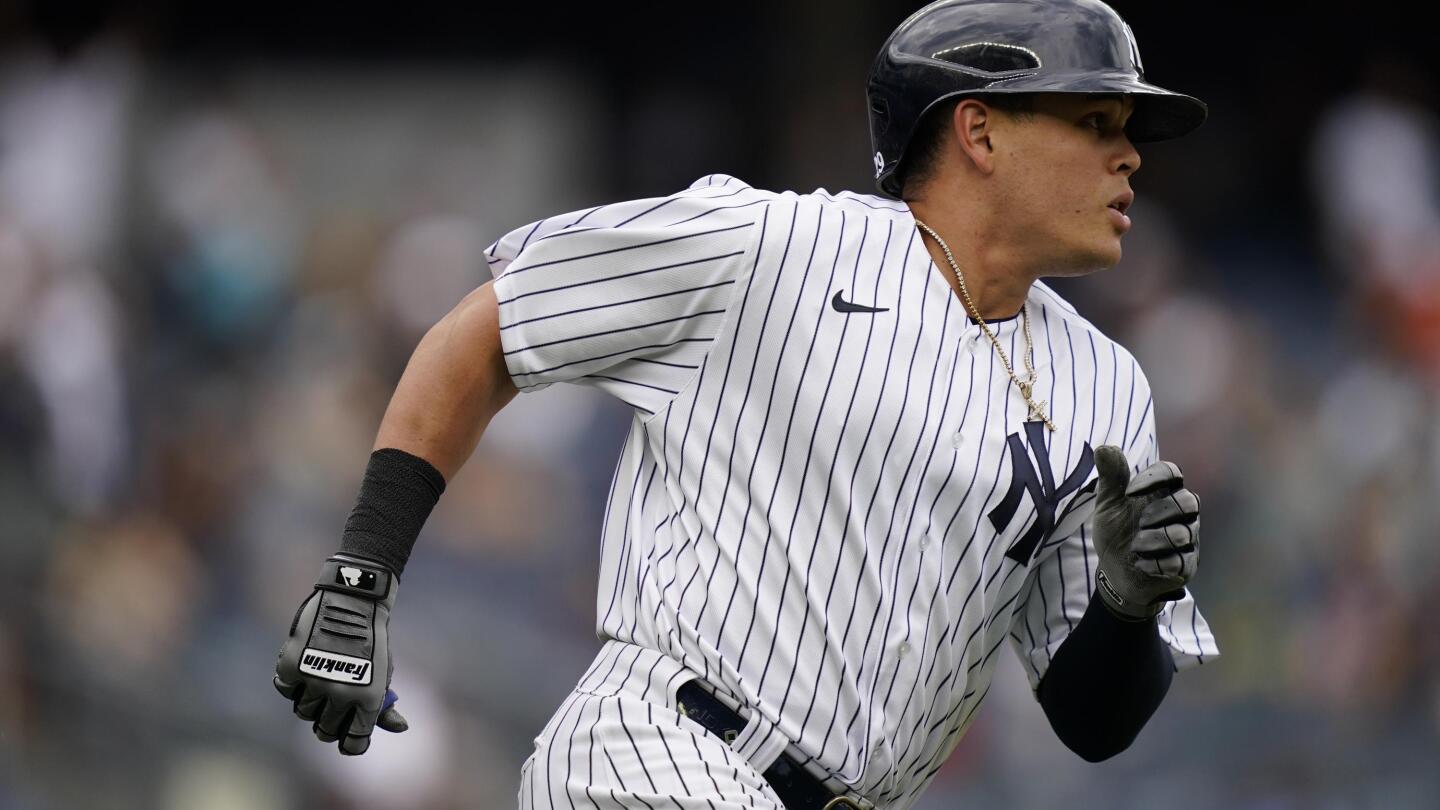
[896,94,1035,199]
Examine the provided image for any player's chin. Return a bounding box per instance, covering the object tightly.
[1050,242,1122,278]
[1084,232,1125,271]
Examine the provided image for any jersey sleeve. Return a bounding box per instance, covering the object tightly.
[486,175,769,415]
[1008,361,1219,692]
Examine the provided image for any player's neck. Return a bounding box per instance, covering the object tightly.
[907,199,1037,321]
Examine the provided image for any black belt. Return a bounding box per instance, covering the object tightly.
[675,681,863,809]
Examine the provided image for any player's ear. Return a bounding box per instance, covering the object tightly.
[952,99,997,175]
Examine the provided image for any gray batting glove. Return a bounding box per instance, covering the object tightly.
[274,554,409,755]
[1091,446,1200,621]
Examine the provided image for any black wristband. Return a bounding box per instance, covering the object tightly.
[1037,589,1174,761]
[338,448,446,577]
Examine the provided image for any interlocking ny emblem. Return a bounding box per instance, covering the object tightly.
[990,421,1095,565]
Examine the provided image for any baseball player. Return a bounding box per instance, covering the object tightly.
[273,1,1218,807]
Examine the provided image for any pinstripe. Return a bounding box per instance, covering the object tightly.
[690,734,726,795]
[497,177,1217,807]
[713,201,803,656]
[691,204,794,645]
[506,221,753,277]
[745,205,837,691]
[676,204,777,683]
[1119,345,1137,449]
[593,448,627,641]
[600,460,650,633]
[502,307,728,355]
[864,297,964,799]
[779,213,874,733]
[583,696,606,805]
[633,356,699,370]
[616,197,680,227]
[878,332,972,785]
[557,688,595,809]
[908,346,1003,743]
[667,197,770,226]
[761,210,855,723]
[501,280,737,331]
[616,674,657,779]
[805,219,899,774]
[1047,309,1076,635]
[849,236,948,771]
[518,216,549,254]
[532,225,606,244]
[497,251,746,306]
[587,374,680,395]
[1191,601,1205,663]
[1129,395,1154,451]
[651,703,694,795]
[527,205,604,245]
[512,336,713,378]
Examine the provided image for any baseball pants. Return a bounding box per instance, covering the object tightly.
[519,640,787,809]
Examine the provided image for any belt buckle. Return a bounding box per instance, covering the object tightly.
[822,799,863,810]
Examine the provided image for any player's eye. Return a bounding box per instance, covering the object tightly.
[1083,113,1109,132]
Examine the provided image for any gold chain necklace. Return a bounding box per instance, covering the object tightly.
[914,218,1056,432]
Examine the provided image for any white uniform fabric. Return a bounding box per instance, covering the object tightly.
[518,640,788,809]
[489,175,1219,809]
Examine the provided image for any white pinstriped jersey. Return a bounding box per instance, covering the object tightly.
[488,175,1218,807]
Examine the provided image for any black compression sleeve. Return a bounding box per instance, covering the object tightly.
[1036,590,1174,762]
[337,448,447,576]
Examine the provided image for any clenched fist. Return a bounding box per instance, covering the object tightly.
[274,554,409,754]
[1091,446,1200,621]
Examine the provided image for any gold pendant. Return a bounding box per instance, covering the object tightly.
[1027,398,1050,423]
[1029,401,1057,432]
[1018,383,1055,430]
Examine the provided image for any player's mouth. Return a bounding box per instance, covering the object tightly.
[1107,191,1134,232]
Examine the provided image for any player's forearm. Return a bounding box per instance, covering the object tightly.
[1037,591,1174,762]
[373,280,518,481]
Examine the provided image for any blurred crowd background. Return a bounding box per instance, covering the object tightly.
[1,1,1437,808]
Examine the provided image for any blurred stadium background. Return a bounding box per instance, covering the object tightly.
[1,1,1438,807]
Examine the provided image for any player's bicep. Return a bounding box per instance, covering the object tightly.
[457,280,519,408]
[373,280,518,478]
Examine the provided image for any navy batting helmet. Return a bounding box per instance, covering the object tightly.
[867,0,1207,199]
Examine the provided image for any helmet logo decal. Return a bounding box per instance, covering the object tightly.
[873,151,885,177]
[931,41,1041,74]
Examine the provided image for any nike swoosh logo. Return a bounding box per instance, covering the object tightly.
[831,290,890,314]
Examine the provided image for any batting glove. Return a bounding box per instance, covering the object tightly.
[1091,446,1200,621]
[274,553,409,754]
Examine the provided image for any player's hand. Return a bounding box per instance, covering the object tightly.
[274,554,410,754]
[1090,446,1199,621]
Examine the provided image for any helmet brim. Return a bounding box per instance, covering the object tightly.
[978,71,1208,141]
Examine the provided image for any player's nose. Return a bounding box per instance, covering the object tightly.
[1112,135,1141,176]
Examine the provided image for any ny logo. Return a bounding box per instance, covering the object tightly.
[990,421,1095,565]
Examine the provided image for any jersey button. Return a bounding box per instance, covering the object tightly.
[951,432,964,449]
[918,535,930,549]
[898,641,912,657]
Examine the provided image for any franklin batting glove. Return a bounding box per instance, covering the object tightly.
[1091,446,1200,621]
[274,554,409,755]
